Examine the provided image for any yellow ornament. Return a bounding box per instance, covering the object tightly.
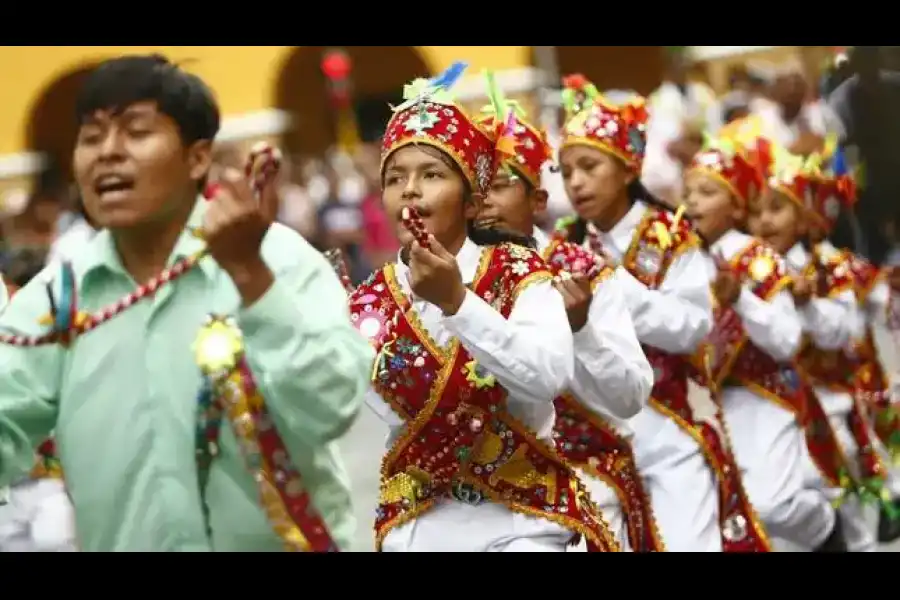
[748,255,775,282]
[38,311,90,328]
[464,360,496,389]
[194,315,244,376]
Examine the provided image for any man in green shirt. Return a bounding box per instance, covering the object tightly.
[0,55,373,551]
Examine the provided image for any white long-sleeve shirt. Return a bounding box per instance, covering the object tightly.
[709,231,803,366]
[588,201,713,354]
[785,242,864,415]
[533,227,652,432]
[365,238,576,551]
[582,201,712,459]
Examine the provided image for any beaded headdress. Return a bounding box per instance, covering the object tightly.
[474,70,553,188]
[380,62,517,195]
[812,137,857,231]
[558,74,649,174]
[686,137,762,209]
[766,143,851,231]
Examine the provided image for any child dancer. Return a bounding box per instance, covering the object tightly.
[473,75,657,551]
[351,64,619,552]
[747,145,874,551]
[684,134,843,552]
[554,76,723,551]
[815,146,900,543]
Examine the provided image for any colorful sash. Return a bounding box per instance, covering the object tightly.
[560,211,768,551]
[704,241,853,494]
[626,216,773,552]
[542,235,664,552]
[351,243,619,552]
[795,247,889,503]
[193,316,338,552]
[847,255,899,458]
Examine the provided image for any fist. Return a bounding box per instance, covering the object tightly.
[202,169,274,273]
[554,273,593,332]
[712,269,742,308]
[789,132,825,157]
[791,276,813,307]
[407,235,467,315]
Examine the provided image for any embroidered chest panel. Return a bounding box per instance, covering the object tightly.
[348,243,548,422]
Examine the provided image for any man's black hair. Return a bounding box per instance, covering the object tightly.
[75,54,221,146]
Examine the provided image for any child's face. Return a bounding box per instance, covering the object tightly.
[683,172,742,243]
[476,169,546,238]
[746,189,805,254]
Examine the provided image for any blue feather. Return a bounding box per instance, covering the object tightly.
[428,61,468,91]
[832,147,848,177]
[54,262,76,332]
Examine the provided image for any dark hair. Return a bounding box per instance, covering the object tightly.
[76,54,220,147]
[566,178,684,245]
[387,143,533,247]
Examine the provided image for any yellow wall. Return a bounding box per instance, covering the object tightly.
[0,45,531,157]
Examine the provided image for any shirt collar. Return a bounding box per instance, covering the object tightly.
[588,200,648,255]
[532,226,551,255]
[708,229,746,259]
[75,197,216,288]
[785,242,809,272]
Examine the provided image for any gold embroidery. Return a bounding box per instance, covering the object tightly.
[485,443,558,503]
[471,430,505,464]
[379,469,432,507]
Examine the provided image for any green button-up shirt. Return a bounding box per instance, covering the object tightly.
[0,200,373,551]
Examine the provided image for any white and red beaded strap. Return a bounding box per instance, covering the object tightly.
[324,248,354,294]
[400,206,430,249]
[0,143,283,348]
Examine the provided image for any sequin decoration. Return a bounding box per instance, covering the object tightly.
[193,314,339,552]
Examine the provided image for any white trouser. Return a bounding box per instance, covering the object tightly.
[721,387,835,550]
[630,407,721,551]
[0,478,77,552]
[381,499,572,552]
[800,389,879,552]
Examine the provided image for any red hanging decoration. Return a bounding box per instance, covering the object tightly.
[321,49,352,82]
[321,49,353,109]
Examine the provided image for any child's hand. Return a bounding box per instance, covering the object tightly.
[791,276,813,307]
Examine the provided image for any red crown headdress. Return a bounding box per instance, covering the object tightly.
[559,74,649,173]
[767,144,851,231]
[474,70,552,188]
[380,62,516,194]
[687,134,767,208]
[811,136,857,231]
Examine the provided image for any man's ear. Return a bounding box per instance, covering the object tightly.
[188,139,214,185]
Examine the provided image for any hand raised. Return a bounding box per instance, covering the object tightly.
[553,273,593,332]
[408,235,467,316]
